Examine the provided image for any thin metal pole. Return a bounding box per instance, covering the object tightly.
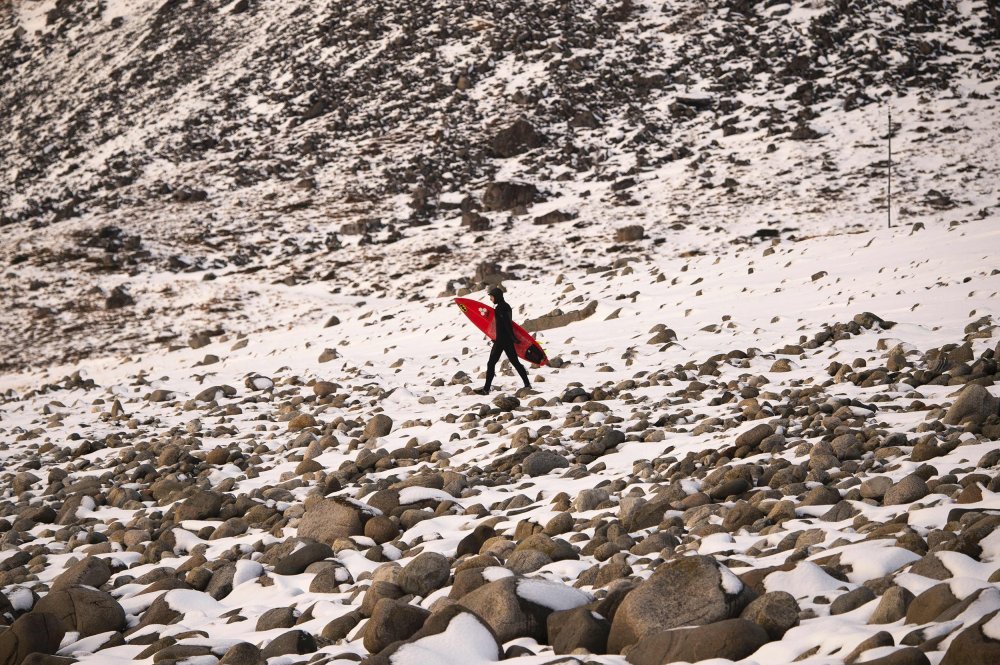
[887,105,892,229]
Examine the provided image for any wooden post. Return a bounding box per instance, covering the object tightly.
[887,105,892,229]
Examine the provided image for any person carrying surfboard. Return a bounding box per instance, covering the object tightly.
[475,287,531,395]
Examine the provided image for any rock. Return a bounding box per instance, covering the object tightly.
[371,605,501,665]
[313,381,338,398]
[523,300,599,333]
[457,525,496,557]
[608,555,756,653]
[0,613,66,664]
[297,497,367,543]
[857,647,931,665]
[310,565,349,593]
[458,576,590,643]
[398,552,450,597]
[861,476,893,500]
[906,583,959,624]
[739,591,800,639]
[939,609,1000,665]
[799,485,840,506]
[942,384,999,426]
[259,630,316,659]
[869,586,915,624]
[175,490,224,521]
[287,413,317,431]
[616,226,645,242]
[522,450,570,477]
[364,414,393,439]
[322,610,362,642]
[128,593,182,632]
[364,515,399,544]
[273,542,335,576]
[19,654,79,665]
[482,182,539,212]
[547,606,611,654]
[50,556,111,591]
[506,549,552,574]
[723,501,765,532]
[515,533,576,561]
[491,118,545,158]
[883,475,929,505]
[735,424,774,449]
[34,586,126,636]
[205,563,238,599]
[219,642,266,665]
[256,607,298,631]
[831,586,876,615]
[908,552,952,580]
[363,598,430,653]
[624,618,770,665]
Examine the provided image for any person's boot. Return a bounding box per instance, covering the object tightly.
[473,387,489,396]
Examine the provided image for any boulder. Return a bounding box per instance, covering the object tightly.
[482,182,539,212]
[259,630,316,660]
[363,598,430,653]
[491,119,545,158]
[831,586,876,615]
[625,618,770,665]
[458,576,590,643]
[608,555,756,653]
[364,414,393,439]
[547,606,611,654]
[34,586,126,637]
[0,613,66,665]
[273,543,334,576]
[735,424,774,449]
[297,497,368,543]
[369,605,501,665]
[50,556,111,591]
[883,475,929,506]
[940,609,1000,665]
[398,552,451,597]
[906,583,959,624]
[219,642,266,665]
[869,586,915,624]
[858,647,931,665]
[942,384,999,426]
[175,490,224,521]
[739,591,800,639]
[256,607,297,632]
[522,450,569,477]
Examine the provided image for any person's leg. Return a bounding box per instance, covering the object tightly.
[483,343,503,391]
[503,344,531,388]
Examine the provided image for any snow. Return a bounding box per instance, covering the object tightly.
[482,567,516,583]
[983,612,1000,642]
[765,562,854,599]
[516,579,591,611]
[398,486,457,505]
[718,564,744,596]
[391,612,500,665]
[0,3,999,665]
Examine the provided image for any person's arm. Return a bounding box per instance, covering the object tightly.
[495,304,514,343]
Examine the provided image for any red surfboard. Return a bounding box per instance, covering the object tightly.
[454,297,549,366]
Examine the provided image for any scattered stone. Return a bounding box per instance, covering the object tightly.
[609,555,755,653]
[625,618,770,665]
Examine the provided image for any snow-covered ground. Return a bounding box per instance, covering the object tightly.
[1,0,1000,664]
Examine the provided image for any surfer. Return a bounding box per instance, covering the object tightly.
[475,287,531,394]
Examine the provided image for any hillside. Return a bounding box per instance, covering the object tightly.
[1,1,1000,665]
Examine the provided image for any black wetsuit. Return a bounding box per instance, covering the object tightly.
[485,294,530,391]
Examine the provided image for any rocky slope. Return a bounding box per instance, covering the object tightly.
[2,0,999,369]
[1,1,1000,665]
